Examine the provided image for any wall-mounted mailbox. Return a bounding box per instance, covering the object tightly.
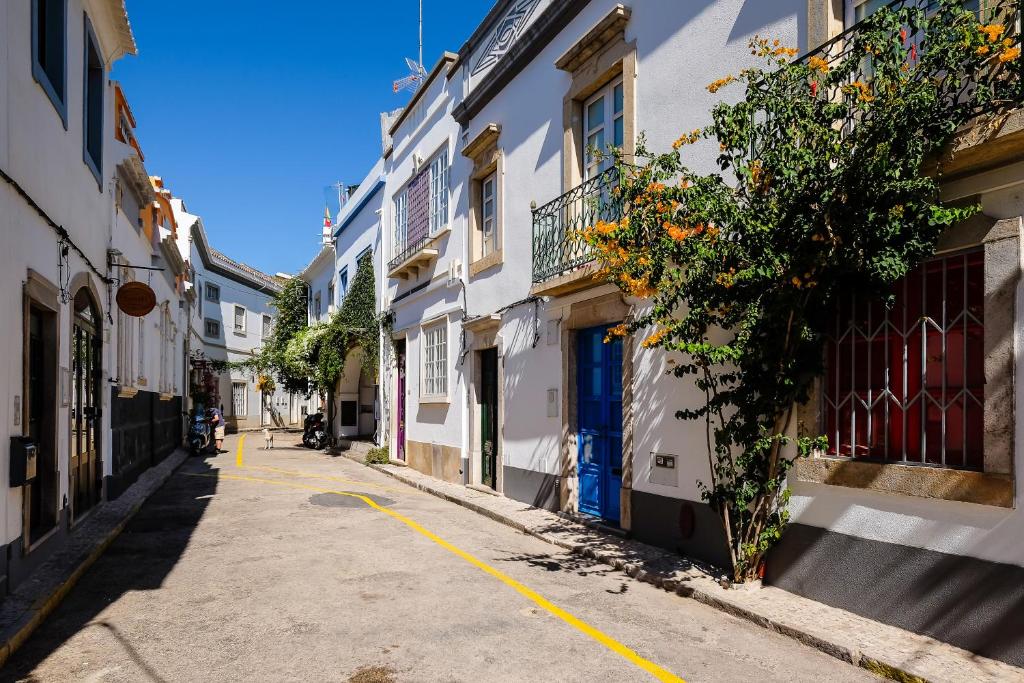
[10,437,38,487]
[649,452,679,487]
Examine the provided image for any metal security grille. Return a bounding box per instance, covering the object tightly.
[823,250,984,469]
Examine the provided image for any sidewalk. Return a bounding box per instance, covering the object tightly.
[0,448,188,666]
[344,450,1023,683]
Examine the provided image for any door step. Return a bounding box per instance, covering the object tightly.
[467,484,500,497]
[556,511,629,538]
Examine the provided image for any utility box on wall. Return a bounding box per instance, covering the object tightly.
[10,437,38,487]
[649,452,678,487]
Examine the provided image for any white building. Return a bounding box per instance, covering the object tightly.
[177,207,300,431]
[371,0,1024,666]
[381,53,466,476]
[0,0,141,591]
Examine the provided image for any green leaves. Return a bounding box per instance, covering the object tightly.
[583,0,1021,581]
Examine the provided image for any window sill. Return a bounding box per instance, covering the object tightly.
[469,249,503,277]
[794,456,1014,508]
[419,396,450,405]
[233,330,247,337]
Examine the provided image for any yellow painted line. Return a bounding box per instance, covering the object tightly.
[233,432,418,495]
[180,470,685,682]
[236,433,246,467]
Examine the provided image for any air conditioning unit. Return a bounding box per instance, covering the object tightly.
[447,259,462,288]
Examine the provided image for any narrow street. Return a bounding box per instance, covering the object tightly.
[6,434,874,683]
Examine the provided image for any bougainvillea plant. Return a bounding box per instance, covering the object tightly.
[582,0,1021,581]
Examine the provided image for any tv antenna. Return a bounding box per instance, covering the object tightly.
[393,0,426,93]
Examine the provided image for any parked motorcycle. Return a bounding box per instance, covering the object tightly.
[302,412,328,450]
[189,413,212,456]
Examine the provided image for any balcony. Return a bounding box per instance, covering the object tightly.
[531,166,624,295]
[388,232,440,280]
[795,0,1021,174]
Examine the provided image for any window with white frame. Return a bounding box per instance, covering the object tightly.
[117,310,134,387]
[137,317,146,384]
[393,191,408,255]
[232,381,247,417]
[481,172,497,258]
[206,283,220,303]
[584,78,624,180]
[328,282,335,310]
[430,151,449,234]
[262,314,272,338]
[339,268,349,299]
[234,305,246,333]
[422,321,448,399]
[314,292,322,320]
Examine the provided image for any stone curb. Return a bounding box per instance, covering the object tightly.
[0,448,189,668]
[344,454,1017,683]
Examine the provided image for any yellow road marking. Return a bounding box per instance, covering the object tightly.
[180,469,685,682]
[232,433,418,495]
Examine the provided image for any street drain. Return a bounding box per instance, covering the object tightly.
[309,492,395,508]
[348,665,396,683]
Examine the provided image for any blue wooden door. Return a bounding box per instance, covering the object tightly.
[577,326,623,522]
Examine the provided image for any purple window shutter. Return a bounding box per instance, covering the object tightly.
[407,169,430,245]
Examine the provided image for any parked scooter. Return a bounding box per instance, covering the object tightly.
[302,412,328,450]
[189,412,213,456]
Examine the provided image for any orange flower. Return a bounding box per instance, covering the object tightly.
[604,324,629,343]
[707,75,737,93]
[808,56,829,74]
[642,327,670,349]
[977,45,991,55]
[980,23,1006,43]
[1000,46,1021,63]
[667,225,690,241]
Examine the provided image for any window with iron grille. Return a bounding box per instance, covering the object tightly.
[823,250,984,469]
[232,382,247,417]
[422,322,448,398]
[234,305,246,333]
[262,314,272,338]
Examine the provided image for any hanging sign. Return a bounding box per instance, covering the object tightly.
[116,281,156,317]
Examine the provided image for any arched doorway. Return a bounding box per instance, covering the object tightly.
[71,287,103,519]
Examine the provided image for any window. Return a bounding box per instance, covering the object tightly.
[823,251,984,469]
[206,283,220,303]
[31,0,67,124]
[205,318,220,338]
[584,79,624,180]
[339,268,349,298]
[846,0,982,26]
[328,282,335,310]
[314,292,322,320]
[198,283,203,316]
[233,305,246,334]
[481,173,497,258]
[393,191,408,255]
[82,18,103,182]
[429,151,450,234]
[232,382,247,417]
[422,322,448,398]
[262,314,272,338]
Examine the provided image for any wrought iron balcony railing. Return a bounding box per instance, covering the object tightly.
[794,0,1020,131]
[532,166,624,284]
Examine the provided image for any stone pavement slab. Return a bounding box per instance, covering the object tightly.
[346,452,1024,683]
[0,448,188,667]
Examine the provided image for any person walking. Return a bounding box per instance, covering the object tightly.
[208,405,226,454]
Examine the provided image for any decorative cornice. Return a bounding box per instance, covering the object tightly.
[462,124,501,159]
[555,5,631,72]
[453,0,593,127]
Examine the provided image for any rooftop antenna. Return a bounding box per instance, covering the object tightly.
[393,0,426,93]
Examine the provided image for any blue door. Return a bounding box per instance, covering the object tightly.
[577,325,623,523]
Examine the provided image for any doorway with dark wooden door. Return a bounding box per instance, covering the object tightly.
[479,348,499,490]
[70,288,103,522]
[395,339,407,461]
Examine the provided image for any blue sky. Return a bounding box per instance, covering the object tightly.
[115,1,494,276]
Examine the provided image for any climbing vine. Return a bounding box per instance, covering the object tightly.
[582,1,1021,581]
